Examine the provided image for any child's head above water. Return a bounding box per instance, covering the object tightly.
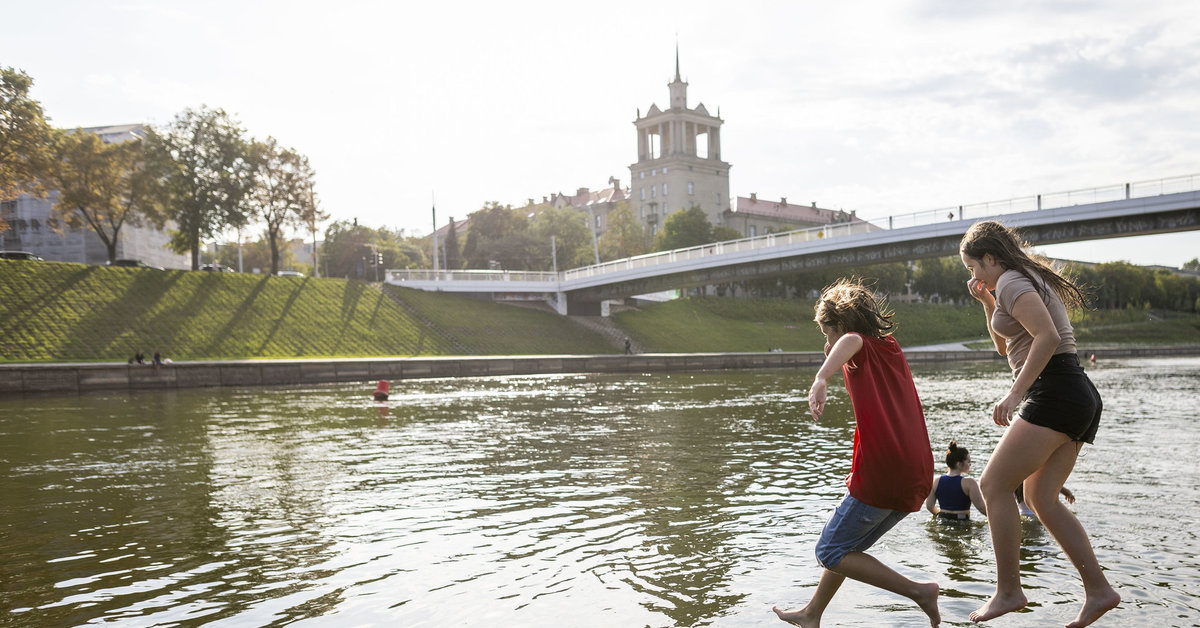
[814,277,897,339]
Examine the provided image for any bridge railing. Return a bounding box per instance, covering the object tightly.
[390,173,1200,286]
[388,269,559,283]
[884,173,1200,230]
[561,221,880,281]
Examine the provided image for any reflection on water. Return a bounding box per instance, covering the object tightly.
[2,358,1198,627]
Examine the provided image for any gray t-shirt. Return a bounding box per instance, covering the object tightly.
[992,269,1076,376]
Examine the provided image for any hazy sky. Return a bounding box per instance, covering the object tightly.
[4,0,1198,266]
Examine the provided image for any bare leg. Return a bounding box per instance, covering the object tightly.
[773,568,844,627]
[1025,443,1120,627]
[971,419,1070,622]
[833,552,940,626]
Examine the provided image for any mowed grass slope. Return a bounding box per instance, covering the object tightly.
[3,261,1197,362]
[0,261,615,362]
[612,297,992,353]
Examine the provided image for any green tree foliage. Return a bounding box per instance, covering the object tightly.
[654,205,713,251]
[0,67,56,234]
[443,217,461,270]
[531,204,591,270]
[1183,257,1199,272]
[912,256,969,302]
[146,106,254,269]
[247,136,318,275]
[49,130,166,263]
[598,201,651,261]
[320,220,427,279]
[462,202,536,270]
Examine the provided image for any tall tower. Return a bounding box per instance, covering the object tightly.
[630,48,731,234]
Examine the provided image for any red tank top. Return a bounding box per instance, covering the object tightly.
[841,334,933,512]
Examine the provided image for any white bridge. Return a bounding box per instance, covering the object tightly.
[386,174,1200,315]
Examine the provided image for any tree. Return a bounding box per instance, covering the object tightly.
[49,129,166,263]
[912,256,969,302]
[597,201,651,261]
[1184,258,1200,272]
[462,202,532,269]
[443,217,461,270]
[1,67,56,234]
[654,205,713,251]
[146,106,254,269]
[247,136,317,275]
[531,204,591,270]
[320,220,427,279]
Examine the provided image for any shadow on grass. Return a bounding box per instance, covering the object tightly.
[56,269,184,361]
[257,277,308,355]
[204,275,270,356]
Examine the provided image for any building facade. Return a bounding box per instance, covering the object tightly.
[629,52,731,235]
[723,193,870,237]
[0,124,189,269]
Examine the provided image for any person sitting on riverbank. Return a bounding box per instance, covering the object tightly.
[926,441,986,522]
[773,277,939,628]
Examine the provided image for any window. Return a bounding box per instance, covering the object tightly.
[750,225,757,237]
[662,166,668,174]
[651,168,657,176]
[640,171,645,179]
[651,186,656,198]
[640,187,645,200]
[687,181,694,195]
[662,183,668,196]
[716,192,721,204]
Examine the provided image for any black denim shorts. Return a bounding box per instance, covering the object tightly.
[1019,352,1103,444]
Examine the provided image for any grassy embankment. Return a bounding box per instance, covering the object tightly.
[0,260,614,362]
[3,260,1198,362]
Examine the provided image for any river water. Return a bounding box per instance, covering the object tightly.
[2,357,1198,627]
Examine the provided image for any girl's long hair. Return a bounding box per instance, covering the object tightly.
[959,221,1087,310]
[814,277,897,338]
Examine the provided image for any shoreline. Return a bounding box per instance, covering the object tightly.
[2,345,1198,396]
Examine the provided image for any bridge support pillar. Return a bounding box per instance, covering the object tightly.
[565,294,602,316]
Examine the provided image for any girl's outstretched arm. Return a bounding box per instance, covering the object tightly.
[808,333,863,421]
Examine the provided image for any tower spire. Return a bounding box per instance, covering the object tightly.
[669,43,687,109]
[674,42,681,82]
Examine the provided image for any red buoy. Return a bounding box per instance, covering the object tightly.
[373,380,390,401]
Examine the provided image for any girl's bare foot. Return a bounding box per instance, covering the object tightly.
[914,581,941,626]
[772,605,817,628]
[1065,587,1120,627]
[969,590,1027,622]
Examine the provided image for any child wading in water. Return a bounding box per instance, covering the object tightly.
[773,278,940,627]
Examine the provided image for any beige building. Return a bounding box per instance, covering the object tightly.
[724,193,870,237]
[630,52,731,235]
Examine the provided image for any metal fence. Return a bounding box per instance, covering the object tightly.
[387,173,1200,285]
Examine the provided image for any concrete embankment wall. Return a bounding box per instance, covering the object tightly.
[2,346,1197,396]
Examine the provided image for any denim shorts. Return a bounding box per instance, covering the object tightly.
[1019,352,1103,444]
[815,495,909,569]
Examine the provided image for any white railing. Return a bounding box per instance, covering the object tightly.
[388,173,1200,285]
[388,269,558,283]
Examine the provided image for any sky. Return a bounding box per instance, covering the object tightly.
[3,0,1198,267]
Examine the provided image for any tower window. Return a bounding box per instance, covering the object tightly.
[662,166,668,174]
[662,183,668,196]
[688,181,694,195]
[640,187,645,200]
[651,168,657,176]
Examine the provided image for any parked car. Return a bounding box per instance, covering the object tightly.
[200,263,235,273]
[276,270,304,277]
[0,250,44,261]
[107,258,164,270]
